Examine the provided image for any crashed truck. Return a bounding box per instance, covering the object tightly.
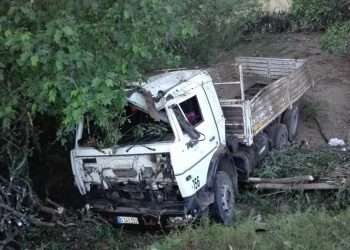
[70,57,313,226]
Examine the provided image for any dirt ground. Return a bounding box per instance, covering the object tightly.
[209,33,350,147]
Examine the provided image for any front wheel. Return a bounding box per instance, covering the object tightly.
[210,170,235,225]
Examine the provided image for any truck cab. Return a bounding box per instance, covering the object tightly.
[70,70,234,226]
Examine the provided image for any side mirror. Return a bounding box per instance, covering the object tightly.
[171,105,200,140]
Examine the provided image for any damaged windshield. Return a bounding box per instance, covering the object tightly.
[78,104,173,148]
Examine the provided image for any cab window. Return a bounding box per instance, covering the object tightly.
[179,96,203,126]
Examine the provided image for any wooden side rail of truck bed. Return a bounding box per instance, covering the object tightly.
[214,57,313,146]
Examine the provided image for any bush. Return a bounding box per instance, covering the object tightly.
[255,147,350,178]
[321,21,350,55]
[0,0,262,152]
[176,0,261,64]
[0,0,196,153]
[291,0,350,30]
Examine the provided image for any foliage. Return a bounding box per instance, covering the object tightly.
[0,0,262,154]
[244,147,350,216]
[255,147,350,178]
[175,0,261,63]
[22,208,350,249]
[131,123,170,141]
[321,21,350,55]
[291,0,350,30]
[153,209,350,250]
[0,0,194,151]
[290,0,350,55]
[23,220,158,250]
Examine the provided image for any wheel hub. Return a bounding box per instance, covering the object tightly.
[221,185,232,213]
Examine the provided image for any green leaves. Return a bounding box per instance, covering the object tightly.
[173,0,261,63]
[30,55,39,67]
[0,0,261,147]
[321,21,350,55]
[291,0,350,30]
[53,30,62,44]
[62,26,74,37]
[105,79,114,87]
[43,81,58,103]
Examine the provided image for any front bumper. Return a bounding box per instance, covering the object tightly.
[86,188,213,227]
[89,199,194,227]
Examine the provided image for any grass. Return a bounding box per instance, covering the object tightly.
[152,209,350,250]
[23,222,160,250]
[25,207,350,250]
[23,147,350,250]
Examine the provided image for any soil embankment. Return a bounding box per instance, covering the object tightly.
[209,33,350,147]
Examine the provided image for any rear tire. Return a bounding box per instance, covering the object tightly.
[210,170,235,225]
[272,124,289,150]
[242,146,257,172]
[254,132,270,163]
[234,151,252,182]
[283,104,299,141]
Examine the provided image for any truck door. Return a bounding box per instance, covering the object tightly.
[167,85,220,197]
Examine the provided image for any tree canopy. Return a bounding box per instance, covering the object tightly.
[0,0,197,146]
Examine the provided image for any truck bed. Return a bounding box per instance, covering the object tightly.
[214,57,313,145]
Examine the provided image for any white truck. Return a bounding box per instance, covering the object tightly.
[70,57,313,226]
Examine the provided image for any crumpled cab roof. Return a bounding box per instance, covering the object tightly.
[127,70,209,112]
[143,70,203,96]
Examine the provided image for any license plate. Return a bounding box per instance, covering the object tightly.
[116,216,139,225]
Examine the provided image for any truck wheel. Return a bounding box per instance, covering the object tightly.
[242,146,257,171]
[254,132,270,163]
[282,104,299,141]
[234,151,252,181]
[211,170,235,225]
[273,124,289,150]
